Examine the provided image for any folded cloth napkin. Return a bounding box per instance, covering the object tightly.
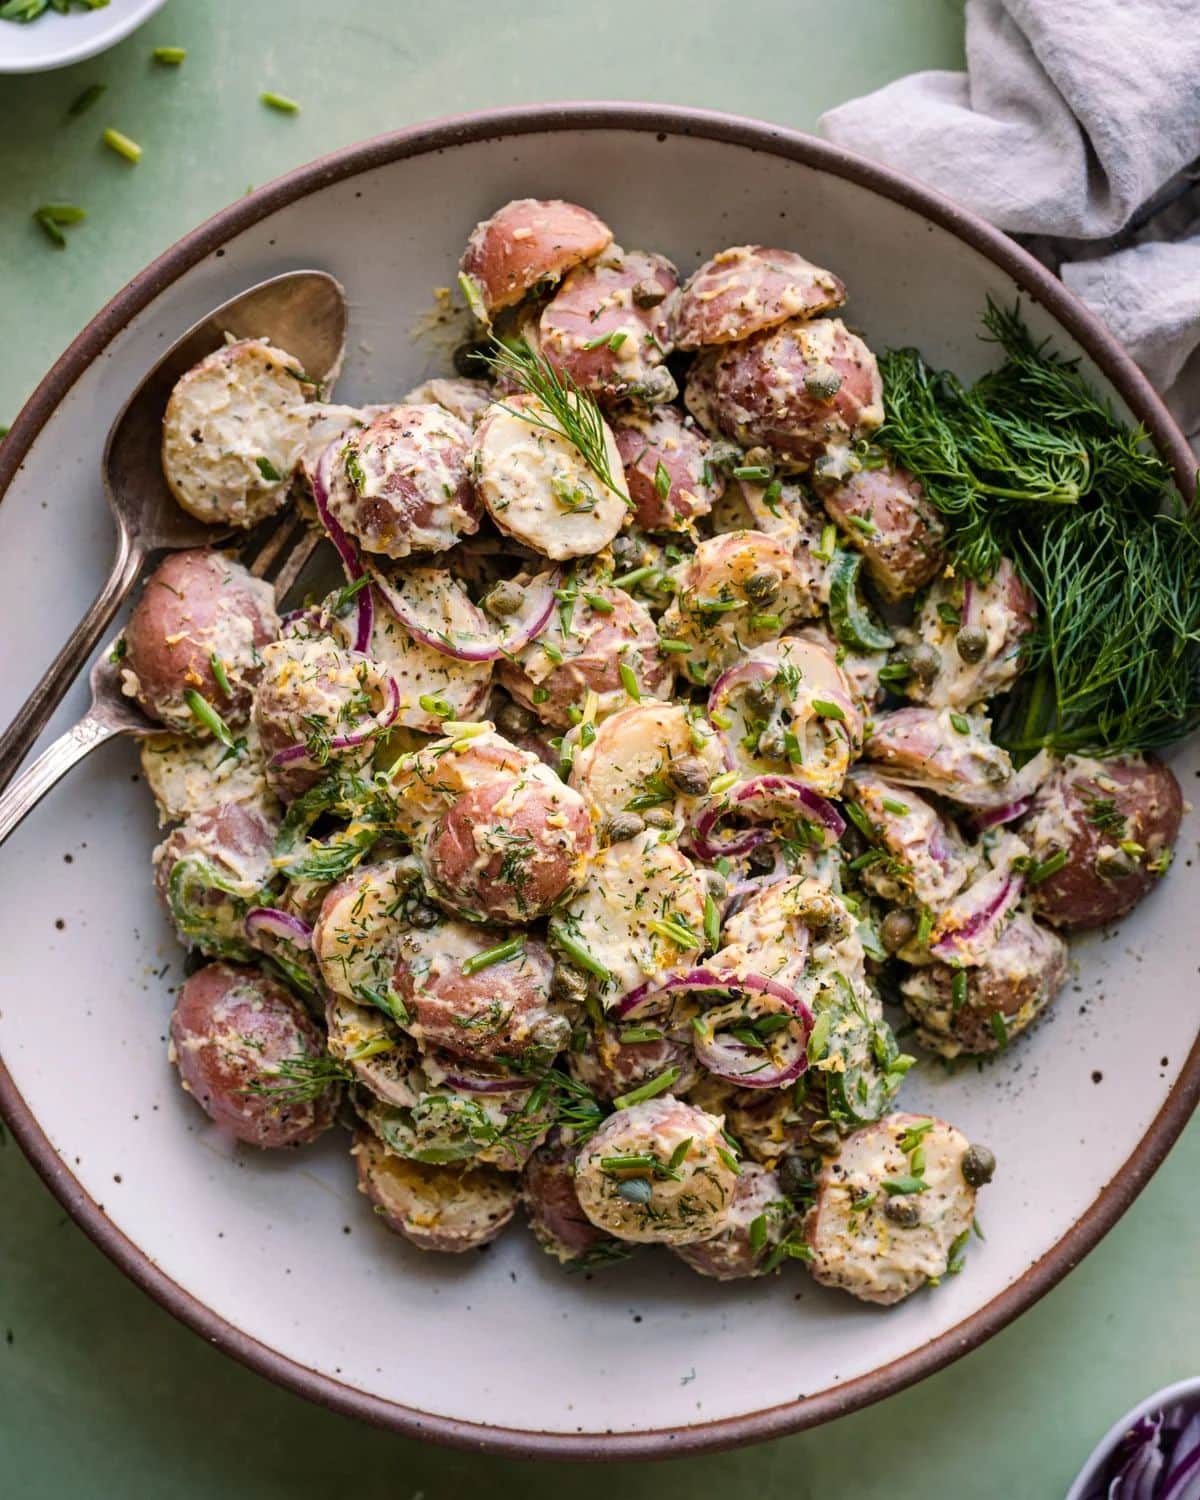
[820,0,1200,450]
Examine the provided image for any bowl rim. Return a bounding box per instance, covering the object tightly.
[1065,1377,1200,1498]
[1,100,1197,1461]
[0,0,167,75]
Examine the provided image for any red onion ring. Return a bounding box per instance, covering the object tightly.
[244,908,314,946]
[691,774,845,860]
[707,659,775,770]
[313,438,373,653]
[971,796,1033,832]
[929,871,1023,962]
[268,670,401,767]
[613,965,812,1025]
[371,566,560,663]
[442,1067,533,1096]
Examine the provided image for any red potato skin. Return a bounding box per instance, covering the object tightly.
[424,773,593,922]
[497,586,673,730]
[612,406,725,533]
[1024,756,1183,929]
[568,1024,700,1103]
[460,198,613,316]
[123,550,278,729]
[538,249,678,402]
[395,932,566,1065]
[352,1130,518,1253]
[813,461,946,601]
[710,318,883,467]
[672,246,846,349]
[522,1130,614,1262]
[169,962,336,1147]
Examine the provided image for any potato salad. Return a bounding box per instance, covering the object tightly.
[124,198,1184,1306]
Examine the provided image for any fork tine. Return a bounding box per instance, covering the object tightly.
[271,528,324,604]
[245,510,306,580]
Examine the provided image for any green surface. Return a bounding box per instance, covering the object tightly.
[1,2,1196,1495]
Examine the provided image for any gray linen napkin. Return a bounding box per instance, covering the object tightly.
[819,0,1200,450]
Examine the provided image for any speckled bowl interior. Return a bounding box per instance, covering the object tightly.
[0,106,1196,1459]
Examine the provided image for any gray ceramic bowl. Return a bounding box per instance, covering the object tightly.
[0,104,1196,1459]
[1066,1378,1200,1498]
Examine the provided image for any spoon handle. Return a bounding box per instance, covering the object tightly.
[0,713,122,850]
[0,533,143,795]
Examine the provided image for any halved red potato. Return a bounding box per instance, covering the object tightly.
[459,198,613,318]
[812,458,945,602]
[312,858,418,1003]
[422,763,593,923]
[153,800,277,957]
[805,1112,984,1304]
[522,1130,619,1264]
[400,376,494,427]
[473,394,630,560]
[162,338,317,528]
[900,910,1068,1056]
[611,405,724,533]
[904,558,1036,709]
[386,727,533,837]
[325,993,420,1108]
[1021,754,1182,929]
[658,530,820,683]
[709,317,884,468]
[323,403,480,558]
[122,550,279,732]
[843,770,974,911]
[169,961,337,1147]
[538,247,678,405]
[292,402,380,496]
[497,582,671,730]
[864,708,1017,809]
[394,924,568,1067]
[672,1162,791,1280]
[353,1130,518,1252]
[252,635,394,799]
[574,1096,738,1245]
[568,1012,700,1102]
[672,246,846,349]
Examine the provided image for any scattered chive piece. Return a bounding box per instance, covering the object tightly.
[716,1146,741,1175]
[951,968,969,1012]
[882,1176,928,1196]
[612,565,655,590]
[33,202,86,248]
[732,464,772,482]
[612,1066,680,1111]
[816,522,837,561]
[600,1154,655,1174]
[989,1010,1009,1047]
[657,638,691,655]
[618,1025,663,1044]
[208,653,232,697]
[1028,849,1069,884]
[915,906,934,948]
[949,712,971,735]
[666,1136,693,1171]
[648,916,701,949]
[654,460,671,501]
[461,936,525,977]
[102,127,142,163]
[619,658,641,701]
[255,455,283,482]
[703,893,720,950]
[811,697,845,721]
[579,720,596,748]
[418,693,452,718]
[152,45,186,63]
[848,514,878,536]
[67,82,106,118]
[749,612,782,632]
[881,797,910,816]
[878,661,912,684]
[184,689,234,749]
[549,923,611,983]
[582,591,614,615]
[748,1214,769,1254]
[531,686,550,704]
[542,639,564,664]
[260,90,300,114]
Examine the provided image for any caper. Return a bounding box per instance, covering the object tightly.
[880,908,916,954]
[903,642,941,685]
[604,811,646,845]
[955,626,988,663]
[495,698,536,738]
[778,1154,814,1201]
[884,1196,920,1227]
[700,867,728,903]
[743,567,782,603]
[612,533,641,566]
[961,1143,996,1188]
[616,1176,653,1205]
[747,844,778,875]
[745,682,775,715]
[408,903,440,930]
[667,754,713,797]
[757,724,787,760]
[708,440,743,472]
[985,760,1011,786]
[452,341,491,378]
[808,1119,842,1154]
[804,368,844,402]
[631,278,666,309]
[642,807,675,829]
[483,579,526,619]
[1096,846,1139,879]
[551,963,590,1007]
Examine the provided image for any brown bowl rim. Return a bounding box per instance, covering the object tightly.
[1,101,1197,1462]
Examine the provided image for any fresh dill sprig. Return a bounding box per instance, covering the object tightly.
[240,1053,350,1106]
[483,340,625,501]
[878,300,1200,756]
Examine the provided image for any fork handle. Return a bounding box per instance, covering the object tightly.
[0,531,144,795]
[0,714,122,849]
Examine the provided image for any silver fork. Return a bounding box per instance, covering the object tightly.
[0,516,325,849]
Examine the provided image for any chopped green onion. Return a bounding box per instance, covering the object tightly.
[418,693,452,718]
[949,712,971,735]
[648,916,701,949]
[990,1010,1009,1047]
[67,82,106,118]
[582,592,614,615]
[748,1214,768,1254]
[619,659,641,701]
[657,638,691,655]
[654,460,671,500]
[549,923,611,983]
[612,1067,680,1111]
[600,1154,655,1174]
[618,1026,663,1044]
[184,690,235,749]
[461,937,525,976]
[951,969,968,1011]
[666,1135,693,1171]
[208,653,232,697]
[732,464,772,482]
[1027,849,1069,884]
[881,797,910,816]
[882,1176,928,1196]
[102,128,142,163]
[749,612,782,632]
[255,455,283,483]
[703,893,720,950]
[152,45,186,63]
[815,523,838,562]
[612,565,656,590]
[260,90,300,114]
[811,697,845,721]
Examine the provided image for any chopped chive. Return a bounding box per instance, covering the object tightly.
[152,45,187,64]
[208,653,232,697]
[695,596,744,615]
[811,697,845,721]
[531,686,550,704]
[255,455,283,483]
[709,709,733,730]
[102,127,142,163]
[881,1176,928,1196]
[542,639,564,664]
[989,1010,1009,1047]
[703,893,720,950]
[618,1025,663,1044]
[461,936,525,976]
[582,592,614,615]
[748,1213,768,1254]
[951,968,969,1012]
[648,916,701,949]
[844,801,875,840]
[877,661,912,684]
[619,659,641,702]
[654,460,671,500]
[67,82,106,118]
[600,1153,655,1174]
[184,689,234,749]
[815,522,837,561]
[260,90,300,114]
[915,906,934,948]
[848,514,878,536]
[881,797,910,816]
[716,1147,741,1175]
[749,612,782,632]
[418,693,452,718]
[33,209,66,247]
[666,1135,693,1171]
[579,720,596,748]
[949,712,971,735]
[1028,849,1069,884]
[732,464,772,482]
[549,923,611,983]
[612,1067,680,1111]
[612,565,656,590]
[657,638,691,655]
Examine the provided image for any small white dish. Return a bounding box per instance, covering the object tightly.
[1066,1377,1200,1498]
[0,0,165,74]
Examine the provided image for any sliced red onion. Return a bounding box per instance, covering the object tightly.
[371,565,560,663]
[613,964,811,1026]
[244,908,314,947]
[442,1067,533,1096]
[708,659,775,769]
[268,670,401,767]
[970,795,1033,832]
[929,870,1023,963]
[312,438,373,652]
[692,774,845,860]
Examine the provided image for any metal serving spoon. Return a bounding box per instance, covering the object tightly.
[0,269,347,796]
